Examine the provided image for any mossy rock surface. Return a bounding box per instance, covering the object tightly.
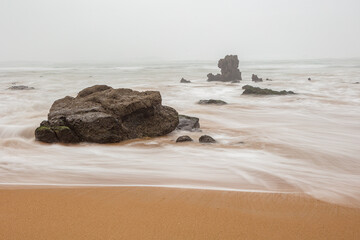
[35,126,58,143]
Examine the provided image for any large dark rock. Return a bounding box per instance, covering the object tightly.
[8,85,34,90]
[35,85,179,143]
[180,78,191,83]
[198,99,227,105]
[207,55,242,82]
[177,115,200,131]
[252,74,263,82]
[242,85,295,95]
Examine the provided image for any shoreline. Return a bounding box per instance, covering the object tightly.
[1,186,359,240]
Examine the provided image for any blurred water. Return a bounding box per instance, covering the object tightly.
[0,59,359,207]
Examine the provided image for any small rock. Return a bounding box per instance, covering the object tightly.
[198,99,227,105]
[177,115,200,131]
[8,85,35,90]
[242,85,295,95]
[180,78,191,83]
[252,74,263,82]
[199,135,216,143]
[308,78,311,81]
[176,135,193,142]
[353,82,359,84]
[266,78,272,81]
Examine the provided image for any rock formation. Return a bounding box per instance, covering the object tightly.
[242,85,295,95]
[35,85,179,143]
[207,55,242,82]
[252,74,263,82]
[176,115,200,131]
[198,99,227,105]
[180,78,191,83]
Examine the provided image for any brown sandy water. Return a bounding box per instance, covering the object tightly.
[0,59,359,207]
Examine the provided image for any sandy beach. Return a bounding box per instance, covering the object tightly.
[1,186,359,240]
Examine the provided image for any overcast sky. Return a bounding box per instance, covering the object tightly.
[0,0,359,62]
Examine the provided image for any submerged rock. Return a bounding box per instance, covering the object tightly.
[180,78,191,83]
[252,74,263,82]
[199,135,216,143]
[8,85,34,90]
[207,55,242,82]
[35,85,179,143]
[177,115,200,131]
[176,135,193,142]
[242,85,295,95]
[198,99,227,105]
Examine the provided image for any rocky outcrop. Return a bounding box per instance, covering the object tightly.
[180,78,191,83]
[8,85,34,90]
[177,115,200,131]
[242,85,295,95]
[176,135,193,142]
[35,85,179,143]
[198,99,227,105]
[207,55,242,82]
[199,135,216,143]
[252,74,263,82]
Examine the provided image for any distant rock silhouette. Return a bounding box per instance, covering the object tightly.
[198,99,227,105]
[207,55,242,82]
[180,78,191,83]
[252,74,263,82]
[242,85,295,95]
[8,85,34,90]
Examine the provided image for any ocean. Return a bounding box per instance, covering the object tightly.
[0,59,359,207]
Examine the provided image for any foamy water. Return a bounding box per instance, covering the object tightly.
[0,59,359,206]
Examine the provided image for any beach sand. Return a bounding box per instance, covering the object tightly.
[1,187,359,240]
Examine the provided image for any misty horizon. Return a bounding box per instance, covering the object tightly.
[1,0,360,62]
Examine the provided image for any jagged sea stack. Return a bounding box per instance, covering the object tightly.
[35,85,179,143]
[207,55,242,82]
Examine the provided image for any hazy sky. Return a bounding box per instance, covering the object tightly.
[0,0,359,62]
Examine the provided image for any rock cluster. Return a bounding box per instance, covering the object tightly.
[207,55,242,82]
[35,85,179,143]
[176,135,216,143]
[242,85,295,95]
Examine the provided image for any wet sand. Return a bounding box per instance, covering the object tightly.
[1,187,359,240]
